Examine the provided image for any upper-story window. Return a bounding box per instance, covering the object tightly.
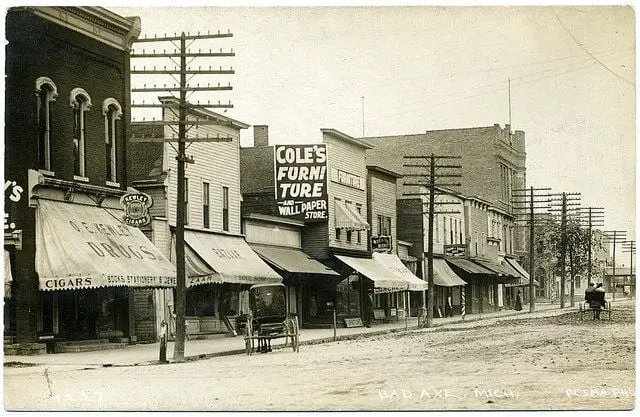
[222,186,229,232]
[202,182,210,229]
[35,77,58,173]
[70,88,92,179]
[377,215,391,236]
[102,98,122,185]
[356,205,362,244]
[183,177,190,225]
[449,217,454,244]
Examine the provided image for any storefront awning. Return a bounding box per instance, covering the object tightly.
[334,201,370,231]
[504,258,540,287]
[171,234,223,287]
[372,252,427,291]
[36,199,176,291]
[335,254,408,293]
[446,258,494,275]
[250,245,340,276]
[4,250,13,298]
[473,259,518,278]
[433,258,467,287]
[184,230,282,285]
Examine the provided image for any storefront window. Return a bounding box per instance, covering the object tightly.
[336,274,361,316]
[186,285,218,316]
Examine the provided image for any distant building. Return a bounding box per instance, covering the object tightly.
[603,267,634,297]
[363,123,527,253]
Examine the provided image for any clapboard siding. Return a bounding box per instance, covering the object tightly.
[368,170,397,251]
[302,222,329,259]
[324,133,368,253]
[165,110,243,235]
[397,198,425,259]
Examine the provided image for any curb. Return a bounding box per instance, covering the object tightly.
[9,302,631,368]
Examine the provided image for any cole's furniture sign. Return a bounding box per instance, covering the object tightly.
[274,144,328,222]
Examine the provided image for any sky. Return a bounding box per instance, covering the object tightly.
[108,3,636,244]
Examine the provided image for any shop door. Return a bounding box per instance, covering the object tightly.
[58,290,98,340]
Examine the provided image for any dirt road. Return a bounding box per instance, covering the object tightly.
[4,304,635,411]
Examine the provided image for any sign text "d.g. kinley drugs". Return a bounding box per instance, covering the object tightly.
[69,220,158,260]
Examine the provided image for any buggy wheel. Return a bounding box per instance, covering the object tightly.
[245,320,253,355]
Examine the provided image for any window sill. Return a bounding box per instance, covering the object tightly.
[106,181,121,188]
[73,175,89,183]
[38,169,55,177]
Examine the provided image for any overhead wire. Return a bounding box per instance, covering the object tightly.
[552,9,634,86]
[382,49,632,118]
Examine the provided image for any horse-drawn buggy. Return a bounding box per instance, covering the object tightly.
[243,283,300,355]
[580,285,611,321]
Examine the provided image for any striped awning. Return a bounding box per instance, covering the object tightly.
[334,201,369,231]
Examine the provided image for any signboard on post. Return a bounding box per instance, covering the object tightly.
[274,144,328,222]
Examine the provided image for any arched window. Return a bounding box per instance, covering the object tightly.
[35,77,58,172]
[102,98,122,185]
[70,88,92,179]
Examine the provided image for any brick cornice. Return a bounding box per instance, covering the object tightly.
[25,6,141,51]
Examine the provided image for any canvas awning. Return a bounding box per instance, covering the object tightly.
[372,252,427,291]
[36,199,176,291]
[334,201,370,231]
[4,250,13,298]
[433,258,467,287]
[183,230,282,285]
[473,259,518,278]
[446,258,495,275]
[171,234,222,287]
[504,258,540,287]
[335,254,408,293]
[250,245,340,276]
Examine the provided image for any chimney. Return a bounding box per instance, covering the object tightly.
[253,125,269,147]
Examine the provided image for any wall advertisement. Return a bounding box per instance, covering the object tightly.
[274,144,328,222]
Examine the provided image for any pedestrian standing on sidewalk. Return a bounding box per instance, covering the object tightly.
[445,294,453,317]
[514,290,523,311]
[364,289,374,328]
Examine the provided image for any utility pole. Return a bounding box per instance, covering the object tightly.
[549,192,581,308]
[622,240,635,297]
[512,186,552,313]
[403,154,462,328]
[129,30,235,362]
[575,207,605,287]
[602,230,627,301]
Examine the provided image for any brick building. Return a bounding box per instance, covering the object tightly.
[363,124,532,314]
[4,7,179,353]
